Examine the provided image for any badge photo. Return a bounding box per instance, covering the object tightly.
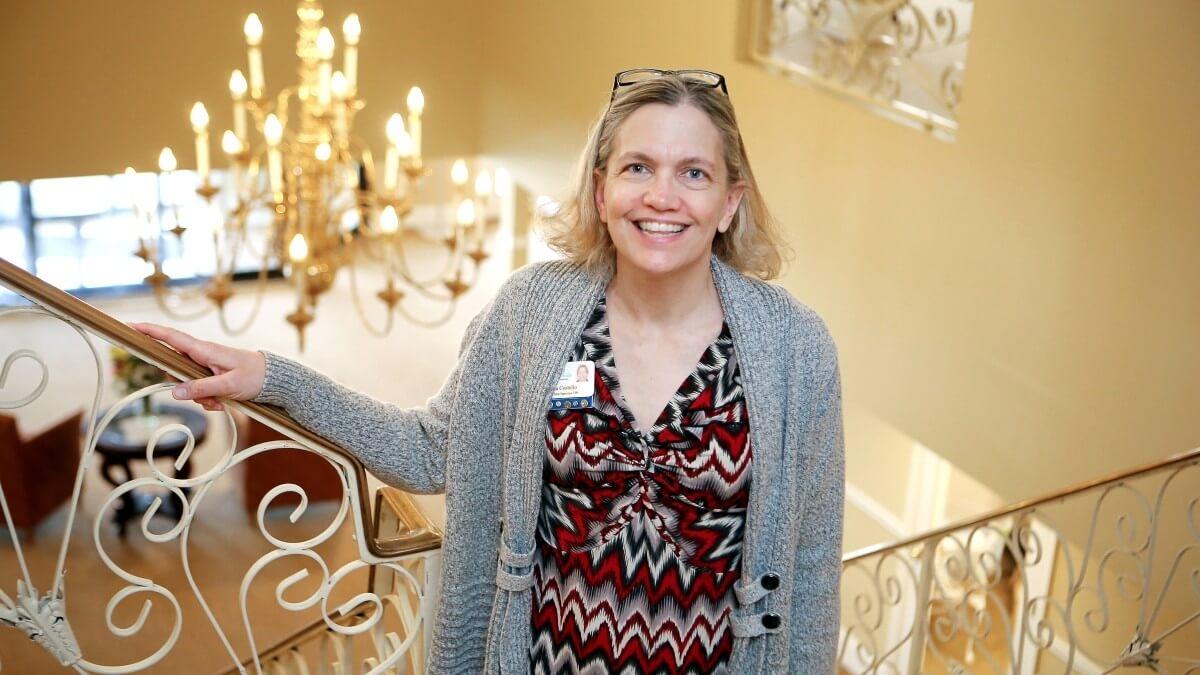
[551,360,595,409]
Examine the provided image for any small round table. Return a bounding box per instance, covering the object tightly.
[93,403,208,538]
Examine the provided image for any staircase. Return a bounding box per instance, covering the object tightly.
[1,256,1197,673]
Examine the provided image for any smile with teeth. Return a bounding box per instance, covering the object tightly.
[635,220,688,235]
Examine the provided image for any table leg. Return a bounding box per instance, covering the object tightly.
[100,457,136,539]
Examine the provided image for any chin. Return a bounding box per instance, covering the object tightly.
[618,247,709,278]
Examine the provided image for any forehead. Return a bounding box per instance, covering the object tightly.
[610,103,724,166]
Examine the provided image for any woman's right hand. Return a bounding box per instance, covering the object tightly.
[128,322,266,412]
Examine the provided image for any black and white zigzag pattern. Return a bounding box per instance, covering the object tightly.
[531,297,752,675]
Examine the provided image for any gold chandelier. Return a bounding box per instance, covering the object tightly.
[131,0,494,351]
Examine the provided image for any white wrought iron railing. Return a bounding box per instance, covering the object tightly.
[0,256,442,674]
[839,445,1200,674]
[6,255,1199,674]
[221,489,441,675]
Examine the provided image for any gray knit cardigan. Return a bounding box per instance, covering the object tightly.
[252,255,844,674]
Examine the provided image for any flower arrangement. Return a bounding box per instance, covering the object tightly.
[110,346,166,415]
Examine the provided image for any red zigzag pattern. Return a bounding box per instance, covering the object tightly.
[530,298,752,675]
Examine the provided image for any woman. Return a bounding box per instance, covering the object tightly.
[134,69,844,674]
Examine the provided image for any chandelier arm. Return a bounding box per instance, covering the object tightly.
[149,283,215,321]
[214,263,273,337]
[354,231,390,264]
[388,234,462,288]
[217,198,268,265]
[135,9,493,346]
[384,241,460,301]
[345,252,396,338]
[394,282,454,302]
[392,296,459,329]
[456,259,485,289]
[227,207,277,263]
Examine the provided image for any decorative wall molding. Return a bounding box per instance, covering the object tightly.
[748,0,974,141]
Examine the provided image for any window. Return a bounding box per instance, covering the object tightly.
[0,170,278,307]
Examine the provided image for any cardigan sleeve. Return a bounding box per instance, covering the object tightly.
[249,304,493,494]
[788,351,845,672]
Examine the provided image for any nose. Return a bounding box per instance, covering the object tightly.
[642,173,681,211]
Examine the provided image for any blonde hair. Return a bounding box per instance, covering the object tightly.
[539,73,789,280]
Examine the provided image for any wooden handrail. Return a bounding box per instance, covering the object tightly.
[0,255,441,559]
[374,486,443,555]
[842,444,1200,563]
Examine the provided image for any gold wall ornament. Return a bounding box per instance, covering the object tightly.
[132,0,498,350]
[749,0,974,141]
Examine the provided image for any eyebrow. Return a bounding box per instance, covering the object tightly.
[615,151,716,171]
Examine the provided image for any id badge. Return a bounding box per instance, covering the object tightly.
[550,360,595,410]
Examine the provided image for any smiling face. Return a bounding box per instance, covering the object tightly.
[594,102,745,280]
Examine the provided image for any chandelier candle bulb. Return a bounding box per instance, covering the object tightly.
[221,130,242,156]
[243,13,265,98]
[474,170,491,245]
[474,170,492,197]
[379,204,399,235]
[396,130,414,158]
[221,130,243,199]
[342,14,360,92]
[456,198,475,227]
[331,71,348,99]
[158,147,177,173]
[316,28,335,108]
[190,102,211,185]
[384,113,404,193]
[288,233,309,305]
[451,198,473,267]
[379,205,399,281]
[288,232,308,262]
[330,71,348,138]
[473,196,485,247]
[264,114,284,197]
[451,159,469,187]
[130,0,490,348]
[406,86,424,162]
[229,70,249,141]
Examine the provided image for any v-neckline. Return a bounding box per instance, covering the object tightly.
[595,296,729,439]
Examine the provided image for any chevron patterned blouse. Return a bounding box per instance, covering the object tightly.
[530,296,752,675]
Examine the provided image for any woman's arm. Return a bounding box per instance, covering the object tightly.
[788,352,845,672]
[131,304,494,495]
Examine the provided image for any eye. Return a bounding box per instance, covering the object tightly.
[624,163,648,174]
[684,168,709,181]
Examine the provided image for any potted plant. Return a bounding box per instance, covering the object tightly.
[110,346,167,417]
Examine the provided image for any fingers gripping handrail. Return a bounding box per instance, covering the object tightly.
[0,255,440,559]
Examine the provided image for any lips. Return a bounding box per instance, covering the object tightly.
[634,220,688,236]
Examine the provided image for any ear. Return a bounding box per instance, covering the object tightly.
[717,182,746,234]
[593,169,607,223]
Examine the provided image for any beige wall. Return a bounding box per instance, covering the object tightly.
[473,0,1200,504]
[0,0,485,181]
[2,0,1198,525]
